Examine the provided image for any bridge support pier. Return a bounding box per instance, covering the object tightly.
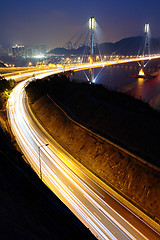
[138,23,150,76]
[89,67,94,84]
[139,68,145,76]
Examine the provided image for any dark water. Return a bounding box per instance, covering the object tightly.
[72,59,160,111]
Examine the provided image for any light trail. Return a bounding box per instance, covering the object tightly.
[7,64,160,239]
[1,53,160,81]
[71,54,160,71]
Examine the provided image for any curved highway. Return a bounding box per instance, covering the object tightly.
[7,70,160,239]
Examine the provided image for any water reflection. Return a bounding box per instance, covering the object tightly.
[72,59,160,110]
[138,78,144,86]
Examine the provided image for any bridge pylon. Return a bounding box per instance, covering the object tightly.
[139,60,145,76]
[89,17,95,84]
[144,23,150,57]
[138,23,150,75]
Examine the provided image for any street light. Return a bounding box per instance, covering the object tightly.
[38,143,49,180]
[96,55,99,61]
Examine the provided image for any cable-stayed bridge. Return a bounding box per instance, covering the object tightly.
[1,18,160,83]
[1,53,160,81]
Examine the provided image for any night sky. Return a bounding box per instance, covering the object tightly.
[0,0,160,50]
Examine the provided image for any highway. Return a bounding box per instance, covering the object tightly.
[6,67,160,239]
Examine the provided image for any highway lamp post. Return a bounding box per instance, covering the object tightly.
[38,143,49,180]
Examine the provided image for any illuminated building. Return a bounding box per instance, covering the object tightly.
[11,45,25,58]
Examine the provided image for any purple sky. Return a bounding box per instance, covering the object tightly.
[0,0,160,50]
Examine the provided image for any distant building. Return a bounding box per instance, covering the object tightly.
[26,47,39,58]
[26,48,33,58]
[38,45,46,56]
[26,45,46,58]
[9,45,26,58]
[8,44,47,58]
[73,43,77,49]
[66,41,72,49]
[8,48,12,56]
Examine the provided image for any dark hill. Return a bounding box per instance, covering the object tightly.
[48,36,160,56]
[50,47,69,55]
[113,36,143,55]
[98,42,114,55]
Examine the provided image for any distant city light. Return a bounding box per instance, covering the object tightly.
[34,55,45,58]
[12,44,24,48]
[8,44,46,58]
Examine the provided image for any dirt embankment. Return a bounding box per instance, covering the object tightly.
[31,94,160,223]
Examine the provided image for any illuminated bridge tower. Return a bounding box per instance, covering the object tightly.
[144,23,150,57]
[89,17,95,84]
[139,23,150,76]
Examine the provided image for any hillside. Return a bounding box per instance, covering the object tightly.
[26,75,160,224]
[48,36,160,56]
[27,75,160,166]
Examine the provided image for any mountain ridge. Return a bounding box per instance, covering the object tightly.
[48,36,160,56]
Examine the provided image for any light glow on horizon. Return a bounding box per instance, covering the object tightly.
[34,55,45,59]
